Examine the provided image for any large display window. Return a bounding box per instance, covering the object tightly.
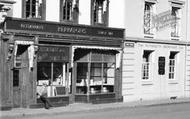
[37,46,70,97]
[37,62,71,97]
[75,49,116,95]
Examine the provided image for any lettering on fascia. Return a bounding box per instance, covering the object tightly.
[20,24,44,30]
[57,26,87,34]
[97,31,114,36]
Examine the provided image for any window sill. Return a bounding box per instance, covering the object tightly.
[168,79,179,84]
[171,36,180,41]
[144,33,154,39]
[60,20,78,24]
[141,80,153,85]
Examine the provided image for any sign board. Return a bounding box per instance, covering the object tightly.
[5,17,124,39]
[37,46,70,62]
[124,42,134,48]
[158,56,165,75]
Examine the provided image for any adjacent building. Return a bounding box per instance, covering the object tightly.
[122,0,190,102]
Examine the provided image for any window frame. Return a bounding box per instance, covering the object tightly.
[142,50,154,80]
[37,62,70,97]
[75,50,116,95]
[22,0,46,20]
[91,0,109,27]
[171,6,181,38]
[60,0,79,23]
[144,1,156,35]
[169,1,184,39]
[168,52,178,80]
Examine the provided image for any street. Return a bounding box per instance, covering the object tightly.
[13,103,190,119]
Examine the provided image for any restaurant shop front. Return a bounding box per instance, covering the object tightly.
[0,17,124,109]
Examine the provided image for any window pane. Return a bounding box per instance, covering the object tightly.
[53,63,63,85]
[53,63,67,95]
[103,63,115,93]
[76,63,88,94]
[37,62,51,83]
[91,52,102,62]
[90,63,102,94]
[25,0,43,19]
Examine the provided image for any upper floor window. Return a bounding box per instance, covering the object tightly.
[144,2,155,35]
[171,6,181,37]
[23,0,45,19]
[60,0,79,23]
[169,0,184,38]
[91,0,109,26]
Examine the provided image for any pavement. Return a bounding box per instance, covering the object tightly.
[1,98,190,119]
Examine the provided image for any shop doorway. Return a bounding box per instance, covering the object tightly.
[13,45,29,107]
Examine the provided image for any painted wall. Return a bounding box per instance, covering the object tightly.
[122,41,186,102]
[78,0,91,25]
[124,0,188,42]
[11,0,125,27]
[46,0,60,22]
[109,0,125,28]
[12,0,22,18]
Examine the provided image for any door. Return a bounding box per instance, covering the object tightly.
[13,45,29,107]
[13,69,21,107]
[158,57,167,99]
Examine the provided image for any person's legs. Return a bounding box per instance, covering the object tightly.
[40,96,49,109]
[46,99,53,107]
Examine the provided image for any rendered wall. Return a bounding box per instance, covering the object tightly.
[122,42,186,102]
[124,0,188,42]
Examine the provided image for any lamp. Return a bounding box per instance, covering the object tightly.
[0,5,10,23]
[33,44,38,58]
[7,42,14,61]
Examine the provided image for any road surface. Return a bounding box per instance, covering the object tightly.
[6,103,190,119]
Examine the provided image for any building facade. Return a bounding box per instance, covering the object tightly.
[0,0,124,110]
[1,0,190,110]
[122,0,190,102]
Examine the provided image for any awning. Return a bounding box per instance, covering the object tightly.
[71,45,122,68]
[72,45,121,51]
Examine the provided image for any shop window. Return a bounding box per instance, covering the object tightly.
[142,50,153,80]
[144,2,155,35]
[171,6,181,38]
[23,0,45,19]
[76,50,115,95]
[76,63,88,94]
[169,52,178,79]
[60,0,79,23]
[91,0,109,26]
[37,62,70,97]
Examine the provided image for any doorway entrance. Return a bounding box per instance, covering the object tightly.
[13,45,30,107]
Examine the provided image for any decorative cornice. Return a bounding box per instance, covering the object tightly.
[125,36,188,46]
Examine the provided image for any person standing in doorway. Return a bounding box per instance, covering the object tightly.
[37,83,53,109]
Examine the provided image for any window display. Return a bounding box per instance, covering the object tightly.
[37,62,70,97]
[75,50,116,95]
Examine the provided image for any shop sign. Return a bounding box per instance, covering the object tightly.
[144,10,179,31]
[5,17,124,39]
[158,56,165,75]
[124,42,134,48]
[37,46,70,62]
